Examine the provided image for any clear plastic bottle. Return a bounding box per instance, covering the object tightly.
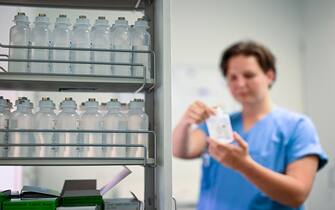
[99,102,108,117]
[110,17,132,76]
[52,14,71,74]
[55,98,79,157]
[8,12,30,73]
[78,102,86,116]
[5,98,13,117]
[9,99,34,157]
[206,107,233,144]
[131,17,151,79]
[102,99,126,157]
[30,14,52,73]
[71,15,91,74]
[91,16,110,75]
[120,102,129,153]
[79,98,102,157]
[11,97,28,121]
[34,97,56,157]
[0,97,10,157]
[127,99,148,158]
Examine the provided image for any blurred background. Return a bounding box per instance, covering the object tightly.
[171,0,334,209]
[0,0,335,209]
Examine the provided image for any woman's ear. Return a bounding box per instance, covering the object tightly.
[266,70,275,85]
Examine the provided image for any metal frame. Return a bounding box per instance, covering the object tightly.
[0,43,156,93]
[0,128,156,166]
[0,0,153,10]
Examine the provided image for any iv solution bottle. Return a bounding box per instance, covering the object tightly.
[206,107,233,144]
[52,14,71,74]
[91,16,110,75]
[110,17,132,76]
[102,98,126,157]
[71,16,91,74]
[55,98,79,157]
[8,12,30,72]
[9,99,34,157]
[127,99,148,158]
[131,17,151,79]
[30,14,52,73]
[0,97,10,157]
[79,98,102,157]
[34,97,56,157]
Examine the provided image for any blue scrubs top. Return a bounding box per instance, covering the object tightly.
[197,106,328,210]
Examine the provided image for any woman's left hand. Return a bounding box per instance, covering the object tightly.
[208,132,252,172]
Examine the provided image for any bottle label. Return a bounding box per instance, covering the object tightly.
[206,108,233,144]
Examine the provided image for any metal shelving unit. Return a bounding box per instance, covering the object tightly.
[0,0,153,10]
[0,0,172,209]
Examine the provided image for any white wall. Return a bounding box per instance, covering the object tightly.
[301,1,335,209]
[170,0,306,208]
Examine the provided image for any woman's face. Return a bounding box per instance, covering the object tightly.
[226,55,274,106]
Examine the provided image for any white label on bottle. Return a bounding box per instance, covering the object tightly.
[206,109,233,144]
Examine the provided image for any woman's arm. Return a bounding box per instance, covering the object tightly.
[208,133,318,208]
[172,101,214,159]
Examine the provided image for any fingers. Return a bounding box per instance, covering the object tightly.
[208,138,232,150]
[233,132,248,150]
[185,101,215,123]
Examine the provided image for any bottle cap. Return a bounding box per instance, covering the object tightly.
[60,98,77,109]
[39,97,55,109]
[56,14,70,26]
[35,13,49,24]
[14,12,29,23]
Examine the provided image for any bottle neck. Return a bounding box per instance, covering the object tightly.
[16,21,28,26]
[55,24,69,29]
[134,25,148,30]
[35,22,49,27]
[74,24,89,29]
[130,107,144,112]
[94,25,108,29]
[85,107,99,112]
[62,107,76,113]
[40,107,53,112]
[17,106,31,113]
[107,107,120,113]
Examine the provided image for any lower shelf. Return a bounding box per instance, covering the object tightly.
[0,157,155,166]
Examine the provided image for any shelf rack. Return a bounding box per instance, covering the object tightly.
[0,0,172,209]
[0,129,156,166]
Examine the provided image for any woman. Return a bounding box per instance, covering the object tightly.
[172,41,328,210]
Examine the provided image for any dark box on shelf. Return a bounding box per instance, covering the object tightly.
[60,180,103,208]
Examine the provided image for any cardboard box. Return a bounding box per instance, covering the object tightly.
[21,186,60,199]
[104,193,142,210]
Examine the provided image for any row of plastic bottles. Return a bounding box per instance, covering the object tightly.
[8,13,151,78]
[0,96,149,158]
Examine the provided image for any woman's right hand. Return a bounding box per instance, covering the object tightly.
[181,101,215,125]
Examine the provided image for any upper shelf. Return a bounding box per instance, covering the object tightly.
[0,72,154,92]
[0,0,153,10]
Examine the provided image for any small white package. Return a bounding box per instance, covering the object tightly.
[206,107,234,144]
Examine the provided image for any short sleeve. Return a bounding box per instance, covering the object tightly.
[197,122,209,136]
[286,117,328,170]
